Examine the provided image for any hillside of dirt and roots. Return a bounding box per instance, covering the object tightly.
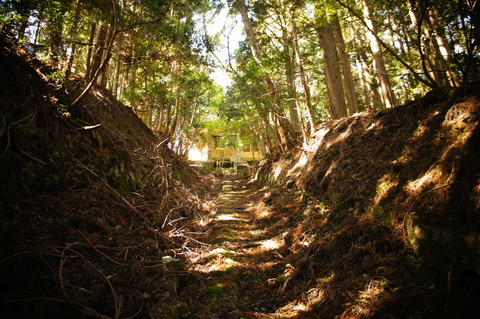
[252,86,480,317]
[0,34,219,318]
[1,33,480,319]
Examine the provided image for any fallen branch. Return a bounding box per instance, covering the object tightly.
[69,123,102,131]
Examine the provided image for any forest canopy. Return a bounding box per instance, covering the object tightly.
[1,0,478,155]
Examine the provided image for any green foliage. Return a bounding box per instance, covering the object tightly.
[53,103,71,118]
[164,259,185,271]
[206,283,225,300]
[3,0,476,158]
[45,69,66,84]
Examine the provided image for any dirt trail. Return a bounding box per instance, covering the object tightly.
[186,174,300,318]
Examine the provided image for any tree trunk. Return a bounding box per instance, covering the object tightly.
[363,0,397,109]
[422,7,459,87]
[72,20,117,106]
[65,0,82,77]
[350,22,373,110]
[333,17,359,115]
[87,22,107,83]
[316,20,347,119]
[283,34,301,131]
[406,0,438,88]
[235,0,265,67]
[120,43,133,100]
[85,22,97,80]
[235,0,298,147]
[111,40,122,98]
[98,25,115,87]
[292,14,315,132]
[422,12,450,86]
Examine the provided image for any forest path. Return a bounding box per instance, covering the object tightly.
[185,174,297,318]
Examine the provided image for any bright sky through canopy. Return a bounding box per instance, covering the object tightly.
[205,4,244,87]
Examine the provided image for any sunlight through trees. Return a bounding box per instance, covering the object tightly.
[1,0,477,154]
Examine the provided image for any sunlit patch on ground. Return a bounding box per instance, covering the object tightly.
[191,246,239,273]
[272,287,325,317]
[256,210,273,219]
[216,213,240,221]
[341,279,386,318]
[259,238,283,251]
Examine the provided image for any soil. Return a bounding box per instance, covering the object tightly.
[1,33,480,319]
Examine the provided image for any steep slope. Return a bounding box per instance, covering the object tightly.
[254,86,480,318]
[0,35,216,318]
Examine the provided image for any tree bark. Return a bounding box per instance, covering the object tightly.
[65,0,82,78]
[87,21,107,82]
[363,0,397,108]
[85,22,97,80]
[285,51,301,131]
[111,33,122,98]
[235,0,265,67]
[349,22,374,110]
[421,5,459,87]
[316,21,347,119]
[336,0,435,88]
[72,22,117,106]
[283,31,301,132]
[292,13,316,132]
[333,17,359,115]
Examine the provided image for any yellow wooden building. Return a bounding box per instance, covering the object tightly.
[188,132,263,163]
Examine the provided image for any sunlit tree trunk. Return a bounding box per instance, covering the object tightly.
[423,15,450,86]
[363,0,397,109]
[283,30,301,132]
[292,13,315,133]
[65,1,82,77]
[349,22,373,110]
[111,49,121,97]
[316,20,347,119]
[260,115,274,152]
[119,43,134,100]
[285,54,301,131]
[85,22,96,80]
[333,17,359,115]
[424,7,460,87]
[87,22,108,82]
[98,25,115,87]
[406,0,445,88]
[235,0,264,67]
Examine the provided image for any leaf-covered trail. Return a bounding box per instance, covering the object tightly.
[184,174,304,318]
